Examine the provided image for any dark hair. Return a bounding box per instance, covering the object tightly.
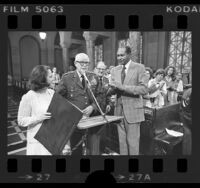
[125,46,132,55]
[154,68,165,77]
[28,65,51,91]
[145,67,153,79]
[165,66,176,80]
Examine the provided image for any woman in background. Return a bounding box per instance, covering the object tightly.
[17,65,54,155]
[164,66,177,105]
[148,69,167,108]
[143,67,154,108]
[174,72,184,102]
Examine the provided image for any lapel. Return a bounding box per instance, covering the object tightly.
[102,76,108,85]
[115,65,123,84]
[74,71,83,89]
[124,60,136,84]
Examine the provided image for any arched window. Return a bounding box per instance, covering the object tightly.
[54,32,63,74]
[19,36,40,80]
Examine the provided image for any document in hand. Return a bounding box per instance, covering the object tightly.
[34,93,83,155]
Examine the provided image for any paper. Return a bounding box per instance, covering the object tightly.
[165,128,183,137]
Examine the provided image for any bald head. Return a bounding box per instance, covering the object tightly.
[97,61,106,69]
[75,53,90,62]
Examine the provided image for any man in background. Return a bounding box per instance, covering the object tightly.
[93,61,112,115]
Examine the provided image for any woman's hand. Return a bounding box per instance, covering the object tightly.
[36,112,51,123]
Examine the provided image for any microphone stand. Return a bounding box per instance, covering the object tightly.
[83,73,109,125]
[84,73,111,155]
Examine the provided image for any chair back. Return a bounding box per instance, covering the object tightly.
[153,103,181,135]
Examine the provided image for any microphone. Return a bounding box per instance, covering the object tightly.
[83,72,109,124]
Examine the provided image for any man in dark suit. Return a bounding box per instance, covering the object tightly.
[108,46,148,155]
[93,61,112,115]
[56,53,98,155]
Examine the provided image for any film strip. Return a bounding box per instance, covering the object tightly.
[0,4,198,183]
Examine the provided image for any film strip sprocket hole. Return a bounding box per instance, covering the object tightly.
[7,14,188,29]
[6,158,188,173]
[1,4,196,183]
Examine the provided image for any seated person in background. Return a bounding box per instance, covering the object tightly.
[164,66,177,105]
[179,87,192,155]
[148,69,167,108]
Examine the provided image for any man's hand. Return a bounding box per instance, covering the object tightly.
[82,105,94,116]
[109,82,117,89]
[109,81,124,91]
[105,105,111,114]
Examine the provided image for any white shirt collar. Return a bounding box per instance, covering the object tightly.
[76,70,83,80]
[124,60,132,73]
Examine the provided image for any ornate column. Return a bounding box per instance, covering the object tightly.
[59,32,72,73]
[8,33,21,81]
[128,32,141,63]
[46,32,57,67]
[40,39,48,65]
[83,32,98,71]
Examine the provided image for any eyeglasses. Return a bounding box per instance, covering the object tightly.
[117,54,125,57]
[97,68,106,71]
[76,61,90,66]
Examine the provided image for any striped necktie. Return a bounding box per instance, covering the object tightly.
[81,75,85,89]
[121,65,126,84]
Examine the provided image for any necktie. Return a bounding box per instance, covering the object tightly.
[98,77,103,90]
[121,65,126,84]
[81,75,85,89]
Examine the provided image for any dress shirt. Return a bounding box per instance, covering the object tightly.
[125,60,132,75]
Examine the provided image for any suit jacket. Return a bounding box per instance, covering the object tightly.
[110,61,148,123]
[56,70,98,112]
[94,76,110,113]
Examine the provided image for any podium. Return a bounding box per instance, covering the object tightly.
[77,115,123,155]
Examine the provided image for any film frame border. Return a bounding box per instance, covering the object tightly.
[0,4,198,183]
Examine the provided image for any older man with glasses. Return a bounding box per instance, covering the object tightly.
[56,53,98,155]
[93,61,112,116]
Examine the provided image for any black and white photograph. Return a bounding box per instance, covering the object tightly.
[7,31,192,156]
